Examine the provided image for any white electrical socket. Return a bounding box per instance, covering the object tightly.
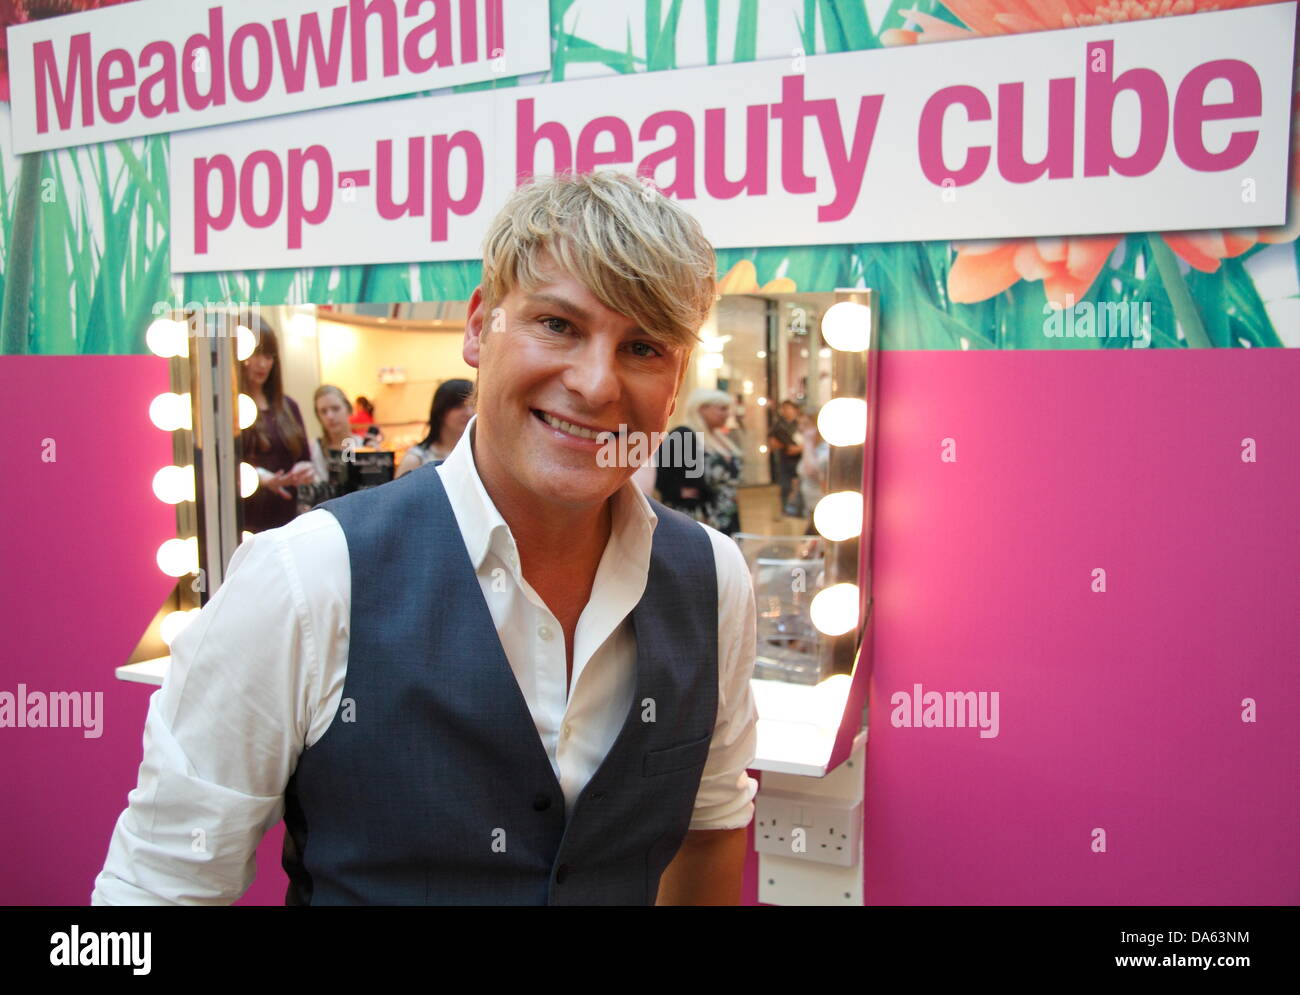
[753,788,861,867]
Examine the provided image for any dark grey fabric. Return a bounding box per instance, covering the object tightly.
[281,461,719,905]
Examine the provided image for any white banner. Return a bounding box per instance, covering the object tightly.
[6,0,551,154]
[169,3,1297,273]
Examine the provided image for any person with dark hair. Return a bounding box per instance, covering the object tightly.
[347,395,384,447]
[395,378,474,478]
[768,398,804,518]
[239,319,314,533]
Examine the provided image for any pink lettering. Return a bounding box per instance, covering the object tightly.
[350,0,401,82]
[403,0,452,73]
[919,85,991,186]
[238,150,284,229]
[32,34,93,134]
[273,7,349,92]
[430,130,483,242]
[182,7,227,112]
[193,155,237,254]
[95,48,135,125]
[1083,39,1168,178]
[1174,59,1260,172]
[287,146,333,249]
[230,23,273,102]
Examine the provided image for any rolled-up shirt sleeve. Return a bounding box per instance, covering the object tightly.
[688,526,759,831]
[91,521,325,905]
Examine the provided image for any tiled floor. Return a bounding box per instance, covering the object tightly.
[736,484,814,538]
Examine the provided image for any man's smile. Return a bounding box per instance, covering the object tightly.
[531,408,629,444]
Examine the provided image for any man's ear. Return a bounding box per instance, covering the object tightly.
[464,286,486,369]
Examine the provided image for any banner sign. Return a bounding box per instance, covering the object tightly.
[5,0,550,154]
[165,3,1295,272]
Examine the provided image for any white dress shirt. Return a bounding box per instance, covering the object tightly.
[92,414,758,905]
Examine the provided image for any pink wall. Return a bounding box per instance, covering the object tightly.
[0,356,284,906]
[864,348,1300,904]
[3,349,1297,904]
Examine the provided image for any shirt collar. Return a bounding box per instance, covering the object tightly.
[435,413,659,574]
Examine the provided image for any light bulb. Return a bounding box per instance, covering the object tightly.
[156,537,198,578]
[810,583,859,636]
[236,325,256,361]
[239,462,260,498]
[146,319,188,358]
[818,397,867,447]
[160,608,201,646]
[821,301,871,351]
[238,393,257,429]
[152,465,195,504]
[813,491,863,542]
[149,393,192,432]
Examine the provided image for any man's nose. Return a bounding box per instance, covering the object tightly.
[562,339,622,409]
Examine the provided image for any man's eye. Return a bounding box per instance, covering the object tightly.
[629,341,663,358]
[541,317,571,334]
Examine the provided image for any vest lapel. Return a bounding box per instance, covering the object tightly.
[425,469,564,799]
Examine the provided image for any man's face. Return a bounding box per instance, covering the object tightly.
[463,252,689,511]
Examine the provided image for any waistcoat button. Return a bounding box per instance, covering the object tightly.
[533,794,552,811]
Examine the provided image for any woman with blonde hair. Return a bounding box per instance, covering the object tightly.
[655,387,744,536]
[296,385,369,512]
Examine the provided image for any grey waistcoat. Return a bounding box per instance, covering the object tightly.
[281,462,719,905]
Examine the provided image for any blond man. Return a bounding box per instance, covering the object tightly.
[93,171,759,906]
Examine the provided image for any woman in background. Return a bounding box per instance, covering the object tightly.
[239,319,314,533]
[297,385,369,513]
[798,406,830,536]
[396,378,474,477]
[656,388,744,536]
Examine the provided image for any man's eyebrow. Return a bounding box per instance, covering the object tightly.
[522,292,656,340]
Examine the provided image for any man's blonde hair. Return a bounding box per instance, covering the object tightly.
[478,170,718,353]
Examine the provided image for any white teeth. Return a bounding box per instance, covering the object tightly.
[540,412,604,440]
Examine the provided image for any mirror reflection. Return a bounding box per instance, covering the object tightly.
[231,292,859,682]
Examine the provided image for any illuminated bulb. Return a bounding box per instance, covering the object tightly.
[156,537,199,578]
[821,301,872,351]
[818,397,867,447]
[756,350,767,359]
[146,319,188,358]
[160,608,201,646]
[152,465,195,504]
[758,444,768,455]
[149,392,192,432]
[756,397,768,407]
[810,583,859,636]
[239,462,260,498]
[700,353,724,369]
[236,325,256,361]
[237,393,258,429]
[813,491,863,542]
[742,380,754,395]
